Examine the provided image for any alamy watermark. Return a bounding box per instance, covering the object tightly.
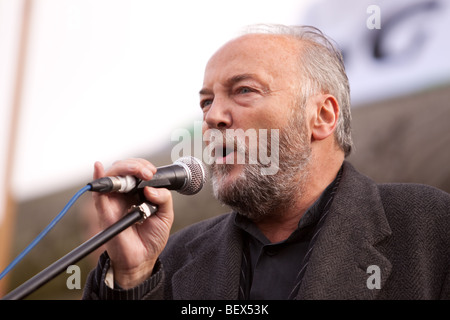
[66,265,81,290]
[367,5,381,29]
[170,121,280,175]
[366,265,381,290]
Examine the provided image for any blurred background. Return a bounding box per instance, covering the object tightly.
[0,0,449,299]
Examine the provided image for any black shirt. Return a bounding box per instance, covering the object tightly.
[235,168,342,299]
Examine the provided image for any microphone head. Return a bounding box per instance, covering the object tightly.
[174,156,207,195]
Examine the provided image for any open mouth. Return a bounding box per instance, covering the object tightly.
[215,145,235,163]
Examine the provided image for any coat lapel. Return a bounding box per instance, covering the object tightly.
[171,214,243,299]
[297,162,392,299]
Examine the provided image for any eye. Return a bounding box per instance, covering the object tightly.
[236,87,253,94]
[200,98,213,109]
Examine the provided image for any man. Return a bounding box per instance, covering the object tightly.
[83,24,450,300]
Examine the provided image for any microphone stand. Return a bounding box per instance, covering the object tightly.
[1,202,157,300]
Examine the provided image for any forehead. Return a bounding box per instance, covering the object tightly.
[203,34,302,87]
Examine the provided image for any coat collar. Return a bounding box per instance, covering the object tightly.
[297,161,392,299]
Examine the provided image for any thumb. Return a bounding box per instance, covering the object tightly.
[93,161,105,180]
[143,187,173,216]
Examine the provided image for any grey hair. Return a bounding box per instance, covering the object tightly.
[240,24,353,157]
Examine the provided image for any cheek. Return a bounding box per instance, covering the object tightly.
[258,96,296,129]
[252,109,292,131]
[202,121,208,134]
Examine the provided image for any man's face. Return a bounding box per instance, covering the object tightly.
[199,34,313,220]
[200,34,304,177]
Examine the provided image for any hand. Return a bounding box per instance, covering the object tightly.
[92,158,174,289]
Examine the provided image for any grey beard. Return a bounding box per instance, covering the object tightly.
[210,113,311,222]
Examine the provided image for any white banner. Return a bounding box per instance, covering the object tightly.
[301,0,450,105]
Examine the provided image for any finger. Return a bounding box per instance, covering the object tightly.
[143,187,174,220]
[111,158,156,169]
[92,161,124,224]
[106,159,157,181]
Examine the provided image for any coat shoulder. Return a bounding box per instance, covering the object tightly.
[377,182,450,216]
[375,182,450,249]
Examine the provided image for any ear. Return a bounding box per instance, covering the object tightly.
[311,94,339,141]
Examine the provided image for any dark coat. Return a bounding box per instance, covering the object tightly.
[84,161,450,299]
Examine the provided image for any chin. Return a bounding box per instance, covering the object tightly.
[210,164,239,198]
[211,163,239,185]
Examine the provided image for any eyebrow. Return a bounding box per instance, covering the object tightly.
[199,73,270,95]
[199,87,212,96]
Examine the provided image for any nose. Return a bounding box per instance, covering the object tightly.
[204,96,232,129]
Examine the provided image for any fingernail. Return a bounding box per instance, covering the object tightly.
[147,164,157,172]
[127,163,138,170]
[148,187,158,197]
[142,168,153,179]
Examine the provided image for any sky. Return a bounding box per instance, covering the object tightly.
[1,0,311,204]
[2,0,450,208]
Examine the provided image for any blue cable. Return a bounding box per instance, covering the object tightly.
[0,184,92,280]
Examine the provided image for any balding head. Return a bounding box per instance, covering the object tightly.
[226,25,353,157]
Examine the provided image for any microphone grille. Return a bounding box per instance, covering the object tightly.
[174,156,207,195]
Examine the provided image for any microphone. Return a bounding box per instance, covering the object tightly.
[88,156,207,196]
